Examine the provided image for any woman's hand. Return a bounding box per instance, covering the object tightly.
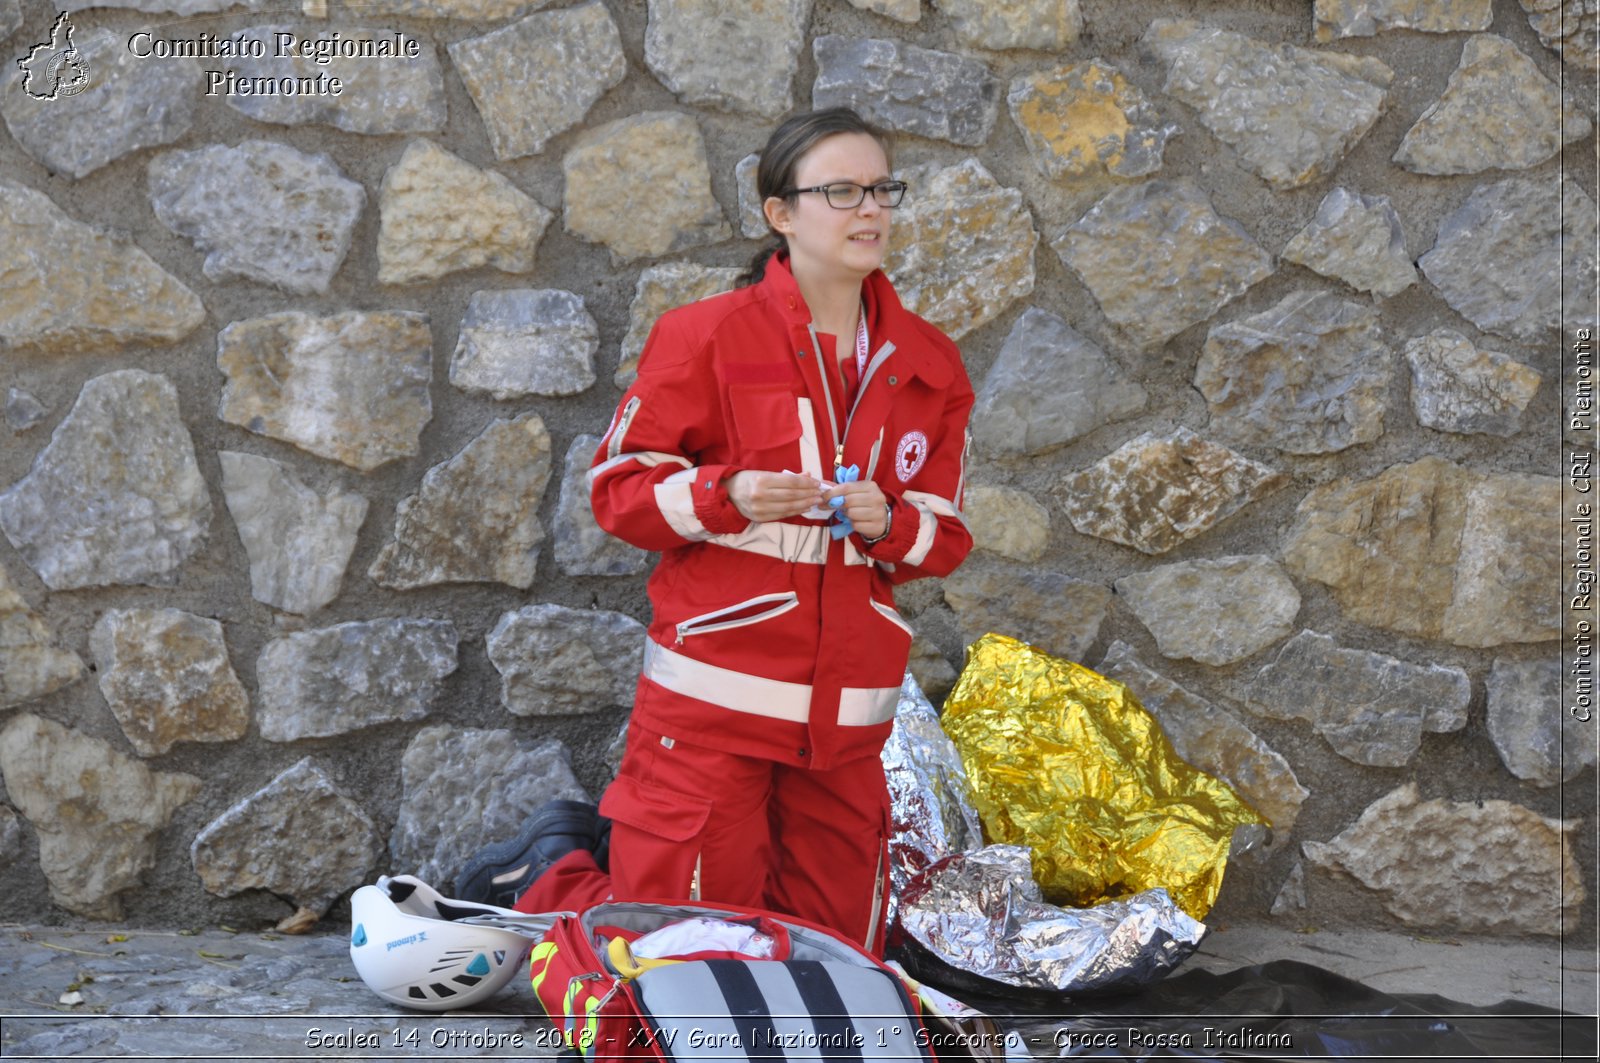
[726,470,825,522]
[824,479,889,539]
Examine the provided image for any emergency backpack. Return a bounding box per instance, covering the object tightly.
[529,899,937,1062]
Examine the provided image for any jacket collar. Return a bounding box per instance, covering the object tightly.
[758,253,953,388]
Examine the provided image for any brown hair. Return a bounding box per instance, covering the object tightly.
[737,107,894,287]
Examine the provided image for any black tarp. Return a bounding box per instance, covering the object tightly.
[896,943,1596,1061]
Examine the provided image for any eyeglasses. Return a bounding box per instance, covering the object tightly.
[783,180,908,209]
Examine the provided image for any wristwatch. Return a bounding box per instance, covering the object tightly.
[860,502,893,546]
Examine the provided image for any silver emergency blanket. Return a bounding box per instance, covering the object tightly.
[882,674,984,924]
[882,674,1207,995]
[896,846,1207,995]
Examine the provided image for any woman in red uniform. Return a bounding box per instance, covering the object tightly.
[458,108,973,955]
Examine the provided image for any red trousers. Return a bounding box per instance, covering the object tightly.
[515,722,892,955]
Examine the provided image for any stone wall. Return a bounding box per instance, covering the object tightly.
[0,0,1594,941]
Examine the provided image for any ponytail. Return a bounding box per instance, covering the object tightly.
[737,237,786,288]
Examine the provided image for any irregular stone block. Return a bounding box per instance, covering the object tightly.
[0,560,83,709]
[1281,187,1417,299]
[255,618,459,741]
[4,388,46,432]
[1142,20,1392,190]
[1313,0,1493,41]
[735,153,767,239]
[487,604,646,715]
[1059,428,1286,555]
[618,262,743,387]
[369,414,552,590]
[963,484,1049,562]
[449,290,598,399]
[1518,0,1598,67]
[50,0,274,9]
[1405,329,1541,437]
[2,26,196,179]
[390,725,589,886]
[846,0,918,20]
[191,758,380,916]
[646,0,811,117]
[0,181,204,356]
[883,159,1037,341]
[1303,783,1584,936]
[812,36,1002,147]
[378,139,553,285]
[0,805,20,870]
[221,25,446,135]
[1008,59,1176,181]
[325,0,554,14]
[553,434,652,577]
[941,555,1109,661]
[1242,630,1469,767]
[1421,178,1598,343]
[0,714,199,919]
[973,308,1145,457]
[219,452,368,615]
[1488,658,1595,787]
[89,609,249,758]
[450,1,625,160]
[1284,457,1561,647]
[1271,860,1307,915]
[939,0,1081,51]
[907,637,957,706]
[1196,290,1393,455]
[1099,641,1307,846]
[1395,35,1590,175]
[0,370,211,590]
[563,112,730,264]
[1056,180,1272,352]
[147,141,364,296]
[1115,556,1300,667]
[216,310,433,473]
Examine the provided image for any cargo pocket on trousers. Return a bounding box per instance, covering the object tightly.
[600,773,715,900]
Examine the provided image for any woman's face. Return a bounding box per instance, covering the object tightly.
[766,132,893,287]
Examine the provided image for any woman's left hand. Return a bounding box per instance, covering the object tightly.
[823,479,889,539]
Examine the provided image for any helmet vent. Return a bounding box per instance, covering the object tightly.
[408,987,427,1000]
[493,950,507,965]
[454,975,483,987]
[429,983,457,998]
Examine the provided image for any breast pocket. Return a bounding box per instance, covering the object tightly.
[728,384,802,457]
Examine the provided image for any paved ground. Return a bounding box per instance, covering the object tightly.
[0,919,1594,1060]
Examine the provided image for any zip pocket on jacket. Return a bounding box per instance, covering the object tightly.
[869,598,914,639]
[674,592,799,645]
[606,396,641,461]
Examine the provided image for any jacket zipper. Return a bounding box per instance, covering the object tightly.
[606,396,640,461]
[807,325,896,475]
[674,592,800,645]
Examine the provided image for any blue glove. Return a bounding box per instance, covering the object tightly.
[828,464,859,540]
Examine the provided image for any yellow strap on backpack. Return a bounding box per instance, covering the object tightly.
[606,935,686,980]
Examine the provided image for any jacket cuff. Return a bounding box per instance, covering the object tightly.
[862,493,916,561]
[692,464,751,535]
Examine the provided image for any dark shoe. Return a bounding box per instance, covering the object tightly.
[454,799,600,908]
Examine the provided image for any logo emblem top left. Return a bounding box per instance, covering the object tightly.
[18,13,92,101]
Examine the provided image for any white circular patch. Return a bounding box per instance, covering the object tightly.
[895,430,929,482]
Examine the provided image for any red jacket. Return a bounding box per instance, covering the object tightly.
[590,255,974,770]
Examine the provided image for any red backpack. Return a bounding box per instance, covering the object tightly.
[527,898,940,1061]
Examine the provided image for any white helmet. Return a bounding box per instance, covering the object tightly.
[349,875,544,1011]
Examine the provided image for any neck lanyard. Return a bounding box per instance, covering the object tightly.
[854,301,869,377]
